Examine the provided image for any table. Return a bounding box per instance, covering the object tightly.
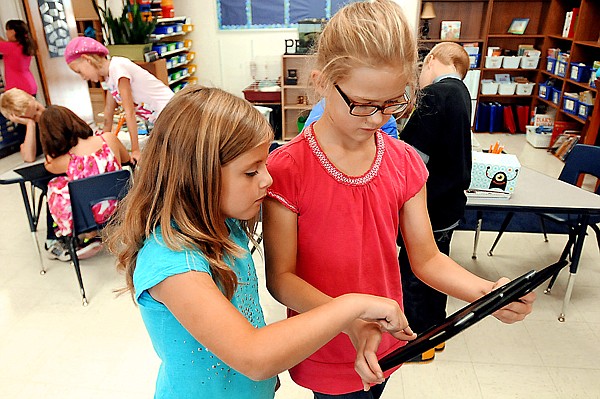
[467,166,600,322]
[0,159,55,274]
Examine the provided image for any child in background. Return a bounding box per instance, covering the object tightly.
[262,1,535,398]
[0,89,80,260]
[64,36,174,162]
[398,42,474,362]
[0,20,38,96]
[106,85,416,399]
[41,105,129,258]
[0,88,45,162]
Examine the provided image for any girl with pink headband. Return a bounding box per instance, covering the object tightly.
[64,36,173,162]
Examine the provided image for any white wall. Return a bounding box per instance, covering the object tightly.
[174,0,420,98]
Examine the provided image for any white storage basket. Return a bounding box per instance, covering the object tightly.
[485,56,504,69]
[481,80,499,95]
[502,56,521,69]
[516,82,535,95]
[498,82,517,95]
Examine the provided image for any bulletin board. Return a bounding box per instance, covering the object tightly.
[37,0,71,57]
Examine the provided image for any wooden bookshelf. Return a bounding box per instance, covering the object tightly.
[423,0,599,146]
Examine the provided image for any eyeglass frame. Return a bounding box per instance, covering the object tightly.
[334,84,410,117]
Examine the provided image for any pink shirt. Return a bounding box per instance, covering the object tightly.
[0,41,37,95]
[267,125,428,394]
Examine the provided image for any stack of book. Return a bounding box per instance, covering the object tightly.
[465,189,512,200]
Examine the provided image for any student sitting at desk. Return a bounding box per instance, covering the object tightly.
[0,89,109,260]
[41,105,129,256]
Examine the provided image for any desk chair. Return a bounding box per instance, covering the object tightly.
[65,169,131,305]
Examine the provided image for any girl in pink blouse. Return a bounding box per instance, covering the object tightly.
[0,20,38,96]
[262,1,536,398]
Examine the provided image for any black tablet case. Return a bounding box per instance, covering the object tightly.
[380,260,567,371]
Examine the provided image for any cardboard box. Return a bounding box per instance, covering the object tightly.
[470,152,521,194]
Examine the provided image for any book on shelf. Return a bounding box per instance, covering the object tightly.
[562,8,579,38]
[440,21,461,40]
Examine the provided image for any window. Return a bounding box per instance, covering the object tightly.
[217,0,349,29]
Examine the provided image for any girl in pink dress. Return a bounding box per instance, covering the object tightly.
[0,20,38,96]
[262,1,536,398]
[41,105,129,242]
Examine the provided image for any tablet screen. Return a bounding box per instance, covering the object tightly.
[380,259,567,371]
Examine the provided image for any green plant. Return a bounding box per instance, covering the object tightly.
[98,0,157,45]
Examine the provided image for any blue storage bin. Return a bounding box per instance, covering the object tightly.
[154,25,175,35]
[570,63,592,82]
[546,57,557,74]
[469,54,480,69]
[577,101,593,119]
[538,83,550,100]
[556,60,568,77]
[562,96,578,115]
[152,44,167,55]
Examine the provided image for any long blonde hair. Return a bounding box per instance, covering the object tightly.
[107,86,273,301]
[313,0,418,98]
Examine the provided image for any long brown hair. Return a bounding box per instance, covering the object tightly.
[6,20,37,56]
[39,105,94,158]
[106,86,273,301]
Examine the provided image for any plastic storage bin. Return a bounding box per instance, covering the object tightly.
[516,82,535,95]
[546,57,557,74]
[498,82,517,95]
[562,95,578,115]
[569,63,592,82]
[485,56,503,69]
[526,125,552,148]
[538,83,550,100]
[154,25,175,35]
[481,80,499,95]
[520,56,540,69]
[578,101,593,119]
[502,56,521,69]
[469,54,480,69]
[556,60,568,77]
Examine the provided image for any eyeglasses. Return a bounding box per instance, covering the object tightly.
[334,84,410,117]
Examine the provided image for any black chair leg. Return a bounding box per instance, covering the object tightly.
[488,212,514,256]
[545,229,576,294]
[65,237,88,306]
[539,216,549,242]
[590,224,600,253]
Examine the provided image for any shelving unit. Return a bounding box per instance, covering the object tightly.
[281,54,315,140]
[151,17,196,93]
[423,0,599,146]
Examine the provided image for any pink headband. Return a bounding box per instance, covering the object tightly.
[64,36,109,64]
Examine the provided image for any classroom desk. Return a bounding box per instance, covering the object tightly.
[0,159,55,274]
[467,166,600,322]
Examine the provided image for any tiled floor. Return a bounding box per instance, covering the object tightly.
[1,133,599,398]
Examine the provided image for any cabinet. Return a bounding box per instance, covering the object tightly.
[422,0,599,146]
[281,54,315,140]
[150,17,196,93]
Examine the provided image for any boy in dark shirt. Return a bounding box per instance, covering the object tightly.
[398,42,473,362]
